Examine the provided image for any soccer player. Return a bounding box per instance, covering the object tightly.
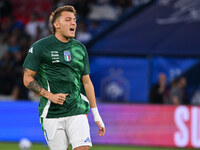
[23,5,105,150]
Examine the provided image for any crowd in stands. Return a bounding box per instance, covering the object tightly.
[1,0,198,105]
[149,73,188,105]
[0,0,144,100]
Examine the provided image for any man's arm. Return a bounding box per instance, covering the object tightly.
[23,68,68,105]
[82,74,106,136]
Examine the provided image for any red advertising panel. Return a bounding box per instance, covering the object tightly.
[88,104,200,148]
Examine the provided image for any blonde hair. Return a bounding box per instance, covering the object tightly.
[49,5,76,34]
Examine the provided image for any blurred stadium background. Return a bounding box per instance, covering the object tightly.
[1,0,200,149]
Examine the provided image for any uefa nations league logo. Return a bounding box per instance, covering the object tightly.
[64,51,71,62]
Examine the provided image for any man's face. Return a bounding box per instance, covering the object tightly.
[54,11,77,38]
[180,78,187,88]
[159,73,166,86]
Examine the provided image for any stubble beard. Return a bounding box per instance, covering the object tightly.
[63,32,75,40]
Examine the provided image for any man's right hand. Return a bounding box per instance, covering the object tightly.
[23,68,69,105]
[49,93,69,105]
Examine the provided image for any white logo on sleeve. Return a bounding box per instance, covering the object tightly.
[28,47,33,53]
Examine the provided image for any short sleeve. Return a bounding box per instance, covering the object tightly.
[23,43,43,71]
[82,46,90,75]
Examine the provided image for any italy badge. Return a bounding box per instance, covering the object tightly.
[64,51,71,62]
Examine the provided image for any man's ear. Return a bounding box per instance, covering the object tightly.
[54,21,60,29]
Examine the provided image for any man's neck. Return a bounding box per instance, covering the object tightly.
[55,32,70,43]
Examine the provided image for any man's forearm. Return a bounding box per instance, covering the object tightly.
[82,75,105,131]
[24,76,52,100]
[28,81,52,98]
[85,81,105,129]
[23,68,55,101]
[84,81,97,108]
[27,80,42,94]
[27,80,53,99]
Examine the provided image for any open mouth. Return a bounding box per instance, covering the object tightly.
[70,28,75,32]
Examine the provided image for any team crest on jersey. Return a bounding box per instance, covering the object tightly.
[64,51,71,62]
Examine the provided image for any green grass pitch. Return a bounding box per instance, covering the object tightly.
[0,143,197,150]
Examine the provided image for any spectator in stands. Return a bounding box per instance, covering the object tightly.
[88,20,102,35]
[113,0,133,11]
[2,15,24,33]
[0,14,30,98]
[0,35,8,60]
[0,0,139,100]
[7,34,20,53]
[25,13,45,42]
[0,51,14,95]
[168,76,187,105]
[52,0,66,10]
[12,70,29,100]
[19,35,31,54]
[0,44,28,98]
[0,16,13,36]
[149,73,167,104]
[0,0,13,18]
[88,0,122,21]
[76,20,92,43]
[191,86,200,105]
